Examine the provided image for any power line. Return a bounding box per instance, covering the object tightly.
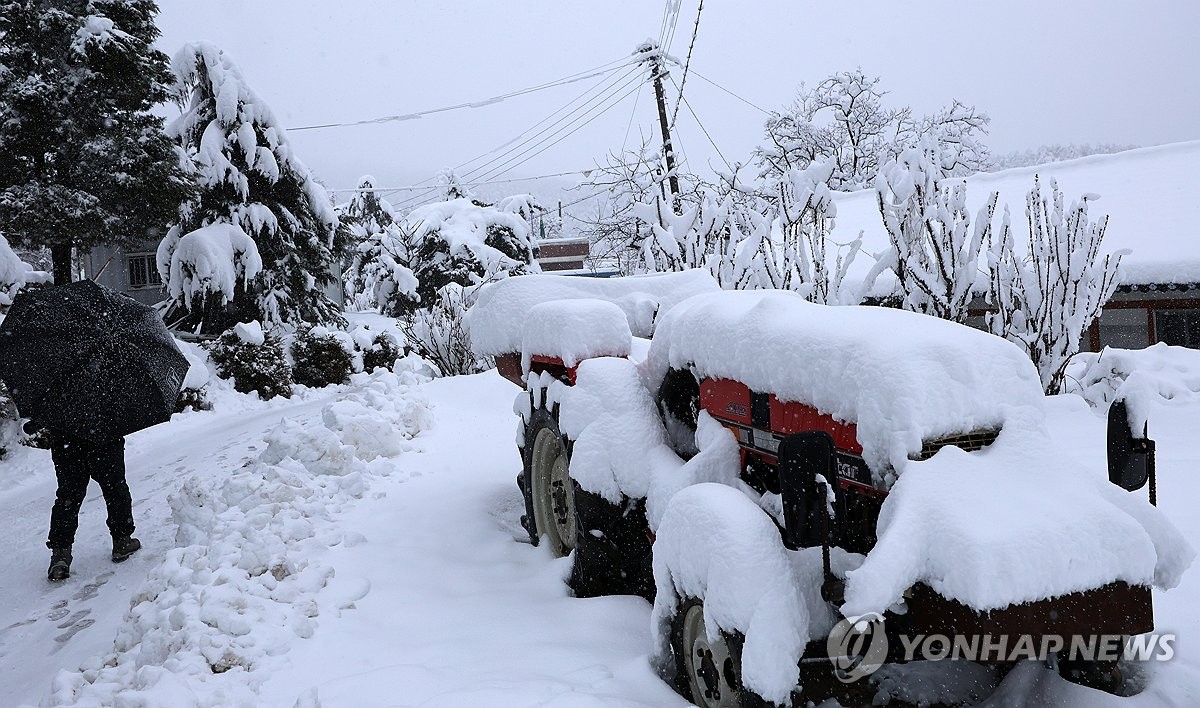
[388,64,642,211]
[287,55,632,132]
[461,66,641,182]
[328,163,648,194]
[670,76,734,174]
[471,72,644,185]
[688,69,776,117]
[669,0,703,130]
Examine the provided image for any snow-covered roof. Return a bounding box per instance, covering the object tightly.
[833,141,1200,287]
[643,289,1044,481]
[466,270,720,357]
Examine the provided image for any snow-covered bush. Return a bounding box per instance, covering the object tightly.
[399,283,488,377]
[162,42,342,334]
[392,197,537,315]
[361,331,404,373]
[987,177,1126,393]
[207,322,292,399]
[291,326,355,388]
[1063,343,1200,423]
[367,220,420,316]
[876,143,998,323]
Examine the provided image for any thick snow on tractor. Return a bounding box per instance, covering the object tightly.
[467,273,1191,707]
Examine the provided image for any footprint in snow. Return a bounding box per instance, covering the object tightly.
[56,610,90,630]
[46,600,70,622]
[0,616,38,636]
[72,571,113,602]
[52,617,95,647]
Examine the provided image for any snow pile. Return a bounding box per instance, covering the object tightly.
[519,299,631,370]
[842,408,1194,617]
[1064,343,1200,425]
[175,338,212,391]
[47,371,430,706]
[467,270,719,357]
[645,289,1043,483]
[161,223,263,310]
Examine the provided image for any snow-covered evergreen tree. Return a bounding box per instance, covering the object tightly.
[876,143,998,322]
[337,175,398,310]
[987,177,1126,393]
[158,42,341,334]
[384,197,536,316]
[0,0,192,285]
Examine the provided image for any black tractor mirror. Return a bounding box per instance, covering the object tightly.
[1107,399,1154,493]
[778,431,835,550]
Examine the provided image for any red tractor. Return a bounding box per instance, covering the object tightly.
[468,274,1184,706]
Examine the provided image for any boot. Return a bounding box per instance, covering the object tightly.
[48,548,72,582]
[111,535,141,563]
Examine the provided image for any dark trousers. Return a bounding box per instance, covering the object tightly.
[46,436,134,550]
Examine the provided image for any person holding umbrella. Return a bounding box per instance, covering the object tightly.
[0,280,190,581]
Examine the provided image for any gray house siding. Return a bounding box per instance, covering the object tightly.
[83,241,166,307]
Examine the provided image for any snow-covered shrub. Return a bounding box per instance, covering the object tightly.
[367,221,421,316]
[390,197,537,316]
[361,331,404,373]
[876,142,998,323]
[207,323,292,399]
[338,175,399,310]
[291,326,355,388]
[399,283,489,377]
[987,177,1126,394]
[1062,343,1200,426]
[0,380,18,460]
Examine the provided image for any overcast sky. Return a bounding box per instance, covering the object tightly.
[155,1,1200,201]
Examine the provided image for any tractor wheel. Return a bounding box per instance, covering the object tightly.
[668,598,768,708]
[569,486,654,600]
[521,400,575,557]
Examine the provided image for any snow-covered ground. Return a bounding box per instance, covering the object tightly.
[1,362,1198,705]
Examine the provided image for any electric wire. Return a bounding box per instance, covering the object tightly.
[688,69,776,117]
[287,55,633,132]
[669,0,703,130]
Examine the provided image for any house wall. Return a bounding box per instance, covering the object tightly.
[83,242,165,307]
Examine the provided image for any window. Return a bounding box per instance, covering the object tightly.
[1097,308,1149,350]
[1155,309,1200,348]
[127,253,161,289]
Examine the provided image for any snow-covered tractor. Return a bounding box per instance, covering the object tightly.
[467,272,1190,706]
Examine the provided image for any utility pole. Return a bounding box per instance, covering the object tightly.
[636,42,681,213]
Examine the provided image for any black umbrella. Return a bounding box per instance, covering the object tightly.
[0,279,190,442]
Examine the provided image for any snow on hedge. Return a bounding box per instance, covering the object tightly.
[1063,343,1200,428]
[160,223,263,311]
[466,269,719,358]
[519,299,631,370]
[644,289,1043,483]
[47,371,430,705]
[842,408,1194,617]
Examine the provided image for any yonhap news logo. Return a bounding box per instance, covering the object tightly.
[826,616,1176,682]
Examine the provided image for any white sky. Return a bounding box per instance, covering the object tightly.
[155,0,1200,201]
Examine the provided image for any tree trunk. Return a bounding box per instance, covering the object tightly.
[50,243,73,285]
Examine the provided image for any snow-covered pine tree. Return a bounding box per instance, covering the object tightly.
[987,177,1126,394]
[385,197,536,316]
[876,143,998,322]
[158,42,341,334]
[337,175,398,310]
[0,0,192,285]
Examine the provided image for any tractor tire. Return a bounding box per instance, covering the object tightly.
[569,486,654,600]
[520,399,576,557]
[666,597,768,708]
